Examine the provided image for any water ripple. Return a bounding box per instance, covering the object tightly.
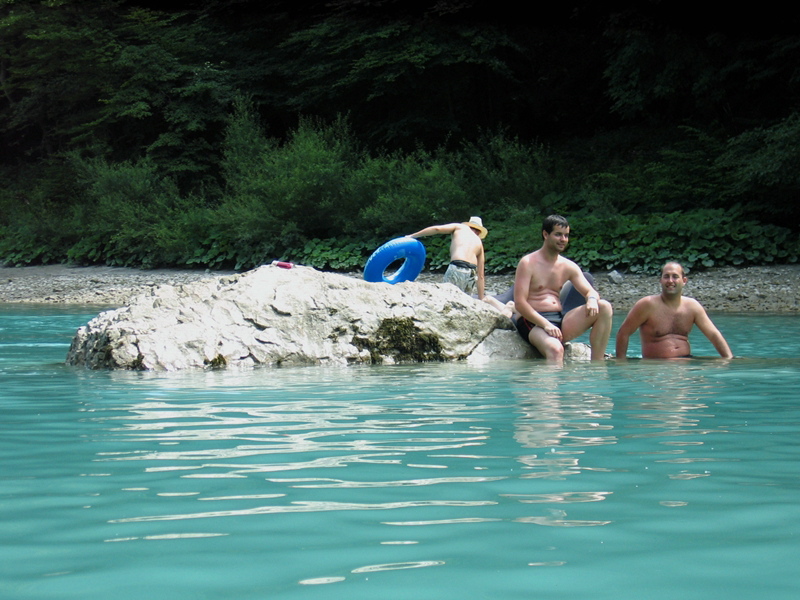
[110,500,496,523]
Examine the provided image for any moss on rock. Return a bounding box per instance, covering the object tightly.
[353,317,444,364]
[204,354,227,369]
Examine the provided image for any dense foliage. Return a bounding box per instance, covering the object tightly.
[1,0,798,274]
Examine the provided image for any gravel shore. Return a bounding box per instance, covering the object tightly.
[1,263,798,313]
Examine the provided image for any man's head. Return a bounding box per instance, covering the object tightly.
[660,262,687,296]
[542,214,569,238]
[541,214,570,252]
[464,216,488,239]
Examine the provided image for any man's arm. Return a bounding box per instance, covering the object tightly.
[512,257,534,318]
[408,223,457,238]
[568,266,600,317]
[692,303,733,358]
[476,245,485,300]
[615,299,651,359]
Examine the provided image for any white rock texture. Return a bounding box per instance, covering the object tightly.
[67,264,578,370]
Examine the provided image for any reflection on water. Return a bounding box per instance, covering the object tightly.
[1,309,800,600]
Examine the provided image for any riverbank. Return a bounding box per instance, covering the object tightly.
[1,263,798,312]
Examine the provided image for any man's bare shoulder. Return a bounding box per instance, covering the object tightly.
[452,223,482,240]
[681,296,708,314]
[516,250,538,267]
[631,294,661,312]
[640,293,662,304]
[557,255,581,273]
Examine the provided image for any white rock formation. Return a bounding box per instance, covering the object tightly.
[66,265,591,370]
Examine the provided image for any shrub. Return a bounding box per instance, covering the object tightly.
[221,104,361,242]
[567,208,800,274]
[65,156,188,267]
[444,132,558,211]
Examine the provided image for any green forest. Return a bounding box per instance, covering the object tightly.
[1,0,798,274]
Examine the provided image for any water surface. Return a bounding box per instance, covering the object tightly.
[1,307,799,600]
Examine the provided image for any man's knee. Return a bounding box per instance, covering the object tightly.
[533,335,564,361]
[597,299,613,319]
[546,343,565,361]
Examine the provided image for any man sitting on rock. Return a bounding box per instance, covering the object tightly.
[513,214,612,362]
[615,261,733,359]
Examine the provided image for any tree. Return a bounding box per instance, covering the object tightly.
[0,0,235,189]
[604,9,800,131]
[265,16,524,147]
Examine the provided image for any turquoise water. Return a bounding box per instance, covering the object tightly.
[1,305,799,600]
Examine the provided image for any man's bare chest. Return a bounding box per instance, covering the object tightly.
[646,308,694,338]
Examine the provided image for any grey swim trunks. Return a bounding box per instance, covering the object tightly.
[443,260,477,294]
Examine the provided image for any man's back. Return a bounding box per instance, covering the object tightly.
[449,224,484,264]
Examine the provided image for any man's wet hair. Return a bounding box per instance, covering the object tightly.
[542,214,569,237]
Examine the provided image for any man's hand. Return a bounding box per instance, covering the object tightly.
[585,296,599,317]
[544,323,562,340]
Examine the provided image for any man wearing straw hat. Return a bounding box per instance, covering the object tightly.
[409,217,489,300]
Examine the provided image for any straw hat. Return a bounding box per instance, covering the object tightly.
[463,216,488,239]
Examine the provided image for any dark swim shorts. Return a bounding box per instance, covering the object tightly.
[515,312,563,345]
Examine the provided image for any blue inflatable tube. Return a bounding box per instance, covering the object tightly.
[363,237,426,284]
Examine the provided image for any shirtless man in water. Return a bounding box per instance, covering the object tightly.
[514,215,612,362]
[410,216,488,300]
[615,261,732,359]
